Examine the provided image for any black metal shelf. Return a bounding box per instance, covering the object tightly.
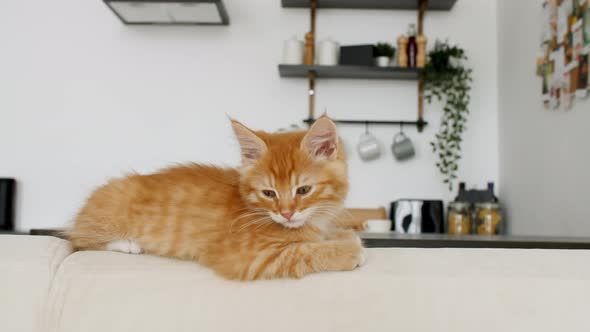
[304,117,427,131]
[360,233,590,249]
[281,0,457,10]
[279,64,422,80]
[104,0,230,26]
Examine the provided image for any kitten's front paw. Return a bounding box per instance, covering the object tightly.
[357,247,368,267]
[128,240,143,254]
[331,236,367,272]
[349,237,367,269]
[106,240,143,254]
[351,233,362,246]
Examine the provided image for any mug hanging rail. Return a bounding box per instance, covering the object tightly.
[303,118,428,131]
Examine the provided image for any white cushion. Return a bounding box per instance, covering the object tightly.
[46,247,590,332]
[0,235,72,332]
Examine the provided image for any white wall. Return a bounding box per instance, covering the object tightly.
[498,0,590,236]
[0,0,498,231]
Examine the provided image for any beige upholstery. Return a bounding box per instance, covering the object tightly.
[48,247,590,332]
[0,235,71,332]
[2,235,590,331]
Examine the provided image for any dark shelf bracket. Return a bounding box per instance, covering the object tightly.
[304,118,428,132]
[279,65,422,79]
[281,0,457,10]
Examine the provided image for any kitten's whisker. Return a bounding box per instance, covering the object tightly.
[234,206,265,211]
[310,206,341,215]
[313,204,345,212]
[230,211,269,232]
[311,204,344,212]
[234,212,269,221]
[237,221,267,233]
[309,208,344,222]
[310,204,347,220]
[233,207,266,213]
[236,216,272,233]
[254,220,273,231]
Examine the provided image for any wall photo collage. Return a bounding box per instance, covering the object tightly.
[538,0,590,111]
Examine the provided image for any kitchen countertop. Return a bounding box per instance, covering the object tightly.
[360,232,590,249]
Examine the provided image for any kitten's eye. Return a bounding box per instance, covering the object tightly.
[262,190,276,198]
[296,185,312,196]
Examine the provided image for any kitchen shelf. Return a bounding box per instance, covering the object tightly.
[303,117,427,130]
[281,0,457,10]
[279,64,422,80]
[0,231,28,236]
[279,0,456,133]
[360,233,590,250]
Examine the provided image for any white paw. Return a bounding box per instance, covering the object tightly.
[106,240,143,254]
[357,247,368,267]
[128,240,143,254]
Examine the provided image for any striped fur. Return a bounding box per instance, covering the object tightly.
[68,116,365,280]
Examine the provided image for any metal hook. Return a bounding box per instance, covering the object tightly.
[365,121,369,134]
[400,122,404,134]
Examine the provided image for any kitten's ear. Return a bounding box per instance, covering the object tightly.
[301,116,338,161]
[231,119,268,166]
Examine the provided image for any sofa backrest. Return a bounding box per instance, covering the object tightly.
[0,235,72,332]
[4,235,590,332]
[45,246,590,332]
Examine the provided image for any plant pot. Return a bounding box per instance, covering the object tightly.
[375,56,391,67]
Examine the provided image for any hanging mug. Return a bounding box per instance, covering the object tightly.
[391,129,415,161]
[357,126,381,161]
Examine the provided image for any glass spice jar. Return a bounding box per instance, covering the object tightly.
[475,202,502,235]
[447,201,472,235]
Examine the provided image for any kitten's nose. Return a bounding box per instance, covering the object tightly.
[281,211,294,221]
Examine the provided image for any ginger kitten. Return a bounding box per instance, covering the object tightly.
[68,116,366,280]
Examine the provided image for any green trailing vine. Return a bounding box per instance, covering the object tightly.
[422,40,473,190]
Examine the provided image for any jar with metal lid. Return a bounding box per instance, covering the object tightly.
[475,202,502,235]
[447,201,472,235]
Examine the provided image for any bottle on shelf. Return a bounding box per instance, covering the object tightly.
[406,23,418,68]
[397,35,409,68]
[417,35,427,68]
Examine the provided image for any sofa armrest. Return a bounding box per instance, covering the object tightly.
[0,235,72,332]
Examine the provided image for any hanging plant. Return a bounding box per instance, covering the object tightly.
[422,40,473,190]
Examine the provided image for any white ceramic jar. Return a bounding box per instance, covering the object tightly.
[317,37,340,66]
[282,36,304,65]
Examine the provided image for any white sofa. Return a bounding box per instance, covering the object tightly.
[2,234,590,332]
